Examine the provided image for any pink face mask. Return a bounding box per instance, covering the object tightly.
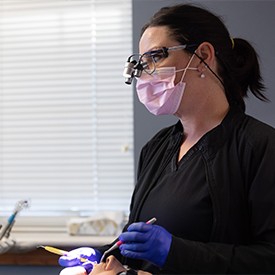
[136,54,197,115]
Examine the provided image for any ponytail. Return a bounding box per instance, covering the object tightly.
[218,38,268,110]
[232,38,267,100]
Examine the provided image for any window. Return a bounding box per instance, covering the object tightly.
[0,0,133,222]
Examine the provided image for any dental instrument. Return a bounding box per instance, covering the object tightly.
[38,245,92,263]
[0,199,30,240]
[100,217,157,263]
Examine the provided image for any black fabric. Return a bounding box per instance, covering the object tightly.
[138,147,213,242]
[97,106,275,274]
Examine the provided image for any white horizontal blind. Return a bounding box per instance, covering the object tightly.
[0,0,134,217]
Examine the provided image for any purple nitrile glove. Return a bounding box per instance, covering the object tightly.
[59,247,101,274]
[119,222,172,267]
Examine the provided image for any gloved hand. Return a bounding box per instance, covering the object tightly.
[0,237,16,254]
[59,247,102,274]
[119,222,172,267]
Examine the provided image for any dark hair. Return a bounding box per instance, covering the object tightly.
[141,4,268,111]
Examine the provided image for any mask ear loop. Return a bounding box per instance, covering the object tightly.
[179,54,197,83]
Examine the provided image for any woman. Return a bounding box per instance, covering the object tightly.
[60,4,275,274]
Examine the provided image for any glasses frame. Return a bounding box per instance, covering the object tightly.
[123,44,197,85]
[139,44,189,75]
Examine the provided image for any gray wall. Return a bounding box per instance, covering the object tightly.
[133,0,275,169]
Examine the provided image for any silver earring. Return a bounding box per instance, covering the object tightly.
[200,73,205,78]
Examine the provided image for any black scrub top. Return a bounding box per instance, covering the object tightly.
[138,145,213,242]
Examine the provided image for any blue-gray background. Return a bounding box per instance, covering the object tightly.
[1,1,274,274]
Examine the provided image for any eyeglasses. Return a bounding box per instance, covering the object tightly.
[123,44,197,85]
[140,44,192,75]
